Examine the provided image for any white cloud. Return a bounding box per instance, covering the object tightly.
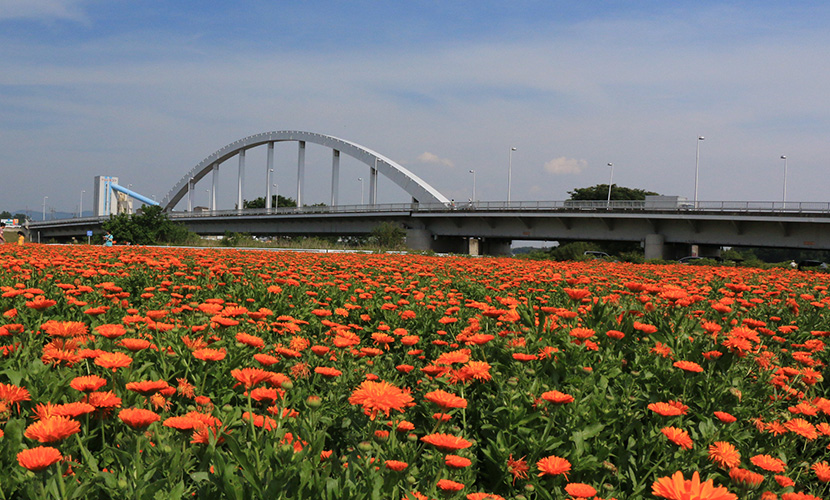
[415,152,454,168]
[544,157,587,175]
[0,0,88,21]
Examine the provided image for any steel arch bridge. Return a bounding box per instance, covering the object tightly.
[160,130,450,211]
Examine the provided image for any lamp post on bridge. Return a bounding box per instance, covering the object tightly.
[79,190,85,218]
[694,136,704,208]
[507,147,517,204]
[273,184,279,208]
[606,163,614,208]
[469,169,476,203]
[357,177,364,204]
[42,196,48,221]
[780,155,788,204]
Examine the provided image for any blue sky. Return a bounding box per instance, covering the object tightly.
[2,1,830,216]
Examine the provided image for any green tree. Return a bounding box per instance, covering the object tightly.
[243,195,297,209]
[369,222,406,249]
[102,205,195,245]
[568,184,659,201]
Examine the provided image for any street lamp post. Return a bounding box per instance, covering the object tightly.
[694,136,704,208]
[606,163,614,208]
[42,196,48,221]
[79,190,85,217]
[507,147,517,204]
[273,184,278,208]
[780,155,788,204]
[357,177,364,204]
[469,169,476,202]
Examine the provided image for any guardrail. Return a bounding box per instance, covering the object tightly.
[27,200,830,228]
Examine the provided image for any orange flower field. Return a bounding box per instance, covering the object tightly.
[0,244,829,499]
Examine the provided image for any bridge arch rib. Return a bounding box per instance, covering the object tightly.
[160,130,450,211]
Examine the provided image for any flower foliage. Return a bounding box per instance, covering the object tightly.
[0,245,828,498]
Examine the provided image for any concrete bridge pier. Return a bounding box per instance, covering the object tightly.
[644,234,666,260]
[405,228,434,252]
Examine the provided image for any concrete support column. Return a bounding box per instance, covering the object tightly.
[369,158,378,205]
[187,178,194,212]
[405,228,434,251]
[297,141,306,207]
[644,234,665,260]
[331,150,340,206]
[237,149,246,210]
[468,238,480,256]
[210,164,218,211]
[266,142,274,209]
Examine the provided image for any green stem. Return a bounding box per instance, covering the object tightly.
[54,462,67,500]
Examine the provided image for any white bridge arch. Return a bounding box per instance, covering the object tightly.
[160,130,450,211]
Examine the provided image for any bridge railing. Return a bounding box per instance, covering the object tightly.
[27,200,830,228]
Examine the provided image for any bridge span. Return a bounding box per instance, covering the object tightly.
[28,200,830,258]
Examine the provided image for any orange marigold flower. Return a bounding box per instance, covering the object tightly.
[41,320,88,337]
[25,296,57,310]
[506,454,529,485]
[236,332,265,349]
[314,366,342,378]
[784,418,817,440]
[652,471,737,500]
[781,493,821,500]
[192,347,226,361]
[436,479,465,492]
[434,348,471,365]
[24,415,81,443]
[569,327,595,339]
[118,338,151,351]
[714,411,737,423]
[424,390,467,410]
[348,380,414,420]
[466,494,505,500]
[541,390,574,404]
[253,353,280,366]
[420,433,472,452]
[812,461,830,482]
[95,324,126,339]
[17,446,62,471]
[0,382,31,410]
[673,360,704,373]
[648,401,684,417]
[661,426,693,449]
[70,375,107,393]
[729,467,764,488]
[125,379,171,395]
[536,455,571,477]
[119,408,161,429]
[84,390,122,416]
[458,360,492,382]
[750,454,786,473]
[563,288,591,301]
[564,483,596,498]
[384,460,408,471]
[709,442,741,469]
[51,402,95,419]
[445,454,472,468]
[230,367,272,389]
[774,475,795,487]
[93,351,133,372]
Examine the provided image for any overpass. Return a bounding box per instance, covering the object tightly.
[26,129,830,257]
[27,200,830,258]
